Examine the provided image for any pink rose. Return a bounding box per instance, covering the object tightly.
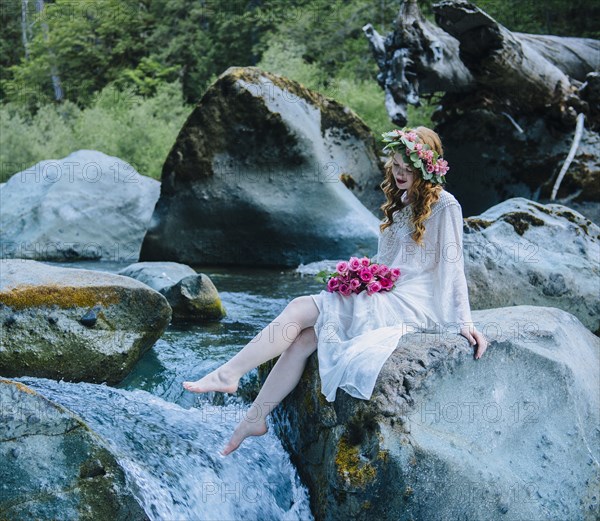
[369,264,380,275]
[378,265,390,277]
[336,261,349,275]
[348,257,361,271]
[379,277,393,289]
[360,257,370,267]
[367,280,382,295]
[327,277,340,292]
[359,268,373,283]
[338,283,352,296]
[389,268,401,281]
[349,278,361,290]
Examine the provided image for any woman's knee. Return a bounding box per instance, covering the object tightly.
[284,296,319,329]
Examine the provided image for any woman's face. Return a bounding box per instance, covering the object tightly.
[391,153,415,191]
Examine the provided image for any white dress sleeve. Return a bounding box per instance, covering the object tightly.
[433,202,474,331]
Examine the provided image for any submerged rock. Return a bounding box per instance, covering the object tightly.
[0,378,148,520]
[258,305,600,520]
[0,150,160,262]
[140,66,383,267]
[117,261,226,322]
[0,259,172,384]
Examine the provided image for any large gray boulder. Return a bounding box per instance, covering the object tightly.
[257,306,600,520]
[139,66,383,267]
[0,378,148,520]
[0,259,171,384]
[117,261,226,322]
[464,197,600,335]
[0,150,160,262]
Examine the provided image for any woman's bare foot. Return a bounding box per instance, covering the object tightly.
[220,416,268,456]
[182,367,239,394]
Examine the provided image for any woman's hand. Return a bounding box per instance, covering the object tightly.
[460,325,489,360]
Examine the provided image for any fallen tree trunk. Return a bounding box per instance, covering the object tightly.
[433,0,589,127]
[513,33,600,83]
[363,0,473,125]
[363,0,599,127]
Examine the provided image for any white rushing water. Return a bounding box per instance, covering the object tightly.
[17,376,314,521]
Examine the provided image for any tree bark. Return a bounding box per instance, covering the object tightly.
[35,0,63,102]
[513,33,600,83]
[21,0,30,60]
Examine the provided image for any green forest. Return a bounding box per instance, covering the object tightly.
[1,0,598,182]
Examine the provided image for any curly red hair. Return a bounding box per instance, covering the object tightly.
[379,126,445,246]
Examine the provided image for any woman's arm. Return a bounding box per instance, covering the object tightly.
[435,202,489,358]
[435,202,473,329]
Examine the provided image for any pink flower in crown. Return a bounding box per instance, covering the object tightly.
[426,162,435,173]
[348,257,361,271]
[437,159,449,175]
[338,283,352,296]
[327,277,340,292]
[359,268,373,283]
[367,280,382,295]
[336,261,349,275]
[415,143,423,152]
[379,277,393,289]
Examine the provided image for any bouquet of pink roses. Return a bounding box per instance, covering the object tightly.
[315,256,401,296]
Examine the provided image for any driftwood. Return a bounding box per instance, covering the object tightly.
[432,0,589,127]
[513,33,600,83]
[363,0,473,124]
[550,112,585,200]
[363,0,599,127]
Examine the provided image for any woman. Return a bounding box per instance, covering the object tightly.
[183,126,489,457]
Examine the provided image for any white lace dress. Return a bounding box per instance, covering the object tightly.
[309,189,474,402]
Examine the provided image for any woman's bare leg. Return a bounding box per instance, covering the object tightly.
[221,327,318,456]
[183,296,319,394]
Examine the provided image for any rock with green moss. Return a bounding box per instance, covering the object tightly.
[139,66,384,268]
[0,259,172,384]
[0,378,149,520]
[117,261,226,322]
[257,306,600,520]
[463,197,600,335]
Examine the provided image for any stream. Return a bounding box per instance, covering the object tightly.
[14,260,326,521]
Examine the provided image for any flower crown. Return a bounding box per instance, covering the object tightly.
[381,128,449,185]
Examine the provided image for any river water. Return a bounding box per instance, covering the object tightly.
[15,260,327,521]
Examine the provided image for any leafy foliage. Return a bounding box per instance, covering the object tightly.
[0,80,192,183]
[0,0,596,176]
